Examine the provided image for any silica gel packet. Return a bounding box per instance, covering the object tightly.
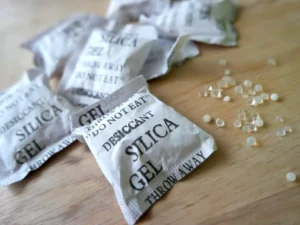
[107,0,171,23]
[58,25,157,107]
[139,0,238,46]
[73,76,217,225]
[140,35,199,80]
[21,13,115,77]
[0,69,77,186]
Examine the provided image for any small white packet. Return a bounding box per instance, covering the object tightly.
[107,0,171,23]
[139,0,238,46]
[73,76,217,225]
[58,25,157,107]
[140,35,200,80]
[70,76,146,143]
[0,69,78,186]
[21,13,115,77]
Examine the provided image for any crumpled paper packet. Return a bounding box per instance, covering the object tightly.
[73,76,217,225]
[0,69,78,186]
[140,0,238,46]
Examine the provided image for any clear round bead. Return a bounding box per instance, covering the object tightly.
[223,96,231,102]
[244,80,252,87]
[248,90,256,96]
[224,69,231,76]
[254,96,263,104]
[275,115,283,122]
[234,85,243,94]
[270,93,279,101]
[254,84,263,92]
[268,58,277,66]
[252,112,260,119]
[261,93,269,100]
[219,59,228,66]
[255,118,264,127]
[242,125,250,133]
[234,120,242,128]
[246,136,257,146]
[203,114,212,123]
[216,118,225,127]
[284,126,292,132]
[286,172,297,182]
[277,128,286,137]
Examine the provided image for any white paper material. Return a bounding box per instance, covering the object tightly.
[139,0,237,46]
[70,76,147,143]
[21,13,115,77]
[0,69,78,186]
[73,76,217,225]
[140,35,199,80]
[107,0,171,23]
[58,25,157,107]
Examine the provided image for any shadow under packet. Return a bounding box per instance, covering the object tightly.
[21,13,119,78]
[139,0,238,46]
[0,69,78,186]
[71,75,217,225]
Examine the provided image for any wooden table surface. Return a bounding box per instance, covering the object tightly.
[0,0,300,224]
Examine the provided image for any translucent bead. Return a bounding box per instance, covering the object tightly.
[248,90,256,96]
[242,93,249,99]
[199,92,209,97]
[270,93,279,101]
[204,84,213,92]
[217,80,227,89]
[245,116,254,124]
[284,126,292,132]
[242,125,250,133]
[275,115,283,122]
[216,118,225,127]
[219,59,228,66]
[252,112,260,119]
[247,98,255,105]
[237,108,244,114]
[203,114,212,123]
[255,118,264,127]
[277,128,286,137]
[268,58,277,66]
[238,113,245,121]
[261,93,269,100]
[234,85,243,94]
[234,120,242,128]
[254,96,263,104]
[224,69,231,76]
[222,76,236,86]
[248,124,257,132]
[223,96,231,102]
[244,80,252,87]
[286,172,297,182]
[253,84,263,92]
[246,136,257,146]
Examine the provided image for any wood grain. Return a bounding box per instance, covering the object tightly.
[0,0,299,225]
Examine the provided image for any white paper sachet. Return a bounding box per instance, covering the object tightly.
[0,69,78,186]
[73,76,217,225]
[21,13,115,77]
[139,0,238,46]
[70,76,146,143]
[107,0,171,23]
[58,25,157,107]
[140,35,199,80]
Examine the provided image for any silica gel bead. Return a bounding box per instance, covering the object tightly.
[286,172,296,182]
[254,84,263,92]
[223,96,231,102]
[216,118,225,127]
[203,115,212,123]
[244,80,252,87]
[234,120,242,128]
[277,128,286,137]
[261,93,269,100]
[246,136,257,146]
[270,93,279,101]
[255,118,264,127]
